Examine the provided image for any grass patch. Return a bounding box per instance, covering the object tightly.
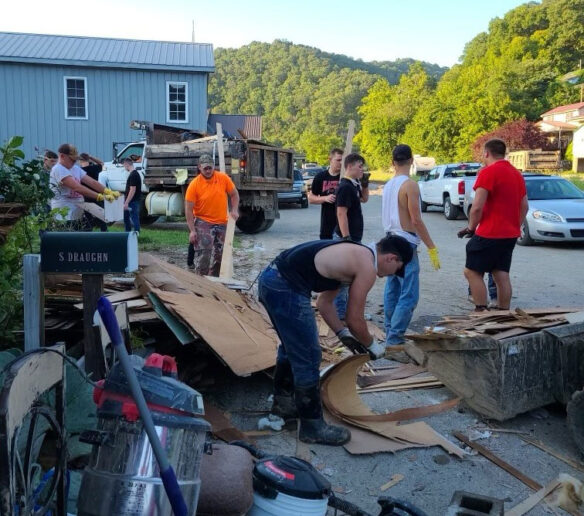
[109,224,242,251]
[110,225,186,251]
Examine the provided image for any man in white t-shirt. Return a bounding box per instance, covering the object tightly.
[50,143,118,228]
[381,144,441,353]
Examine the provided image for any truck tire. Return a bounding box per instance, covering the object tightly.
[301,196,309,209]
[567,389,584,455]
[517,222,534,246]
[420,198,428,213]
[443,196,460,220]
[236,208,271,234]
[139,203,159,226]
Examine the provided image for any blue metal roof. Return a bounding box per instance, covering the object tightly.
[0,32,214,72]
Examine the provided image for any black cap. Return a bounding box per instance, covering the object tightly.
[392,144,413,162]
[378,234,413,277]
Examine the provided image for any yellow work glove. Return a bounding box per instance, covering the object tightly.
[97,193,115,203]
[427,247,441,270]
[104,188,120,199]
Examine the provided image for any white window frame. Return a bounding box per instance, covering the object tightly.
[166,81,189,124]
[63,76,88,120]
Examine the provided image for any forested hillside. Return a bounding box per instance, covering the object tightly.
[208,41,446,162]
[209,0,584,165]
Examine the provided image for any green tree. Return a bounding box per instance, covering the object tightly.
[356,64,435,168]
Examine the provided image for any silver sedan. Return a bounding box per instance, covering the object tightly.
[518,175,584,245]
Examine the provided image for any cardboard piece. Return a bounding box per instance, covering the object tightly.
[104,196,125,222]
[321,355,464,456]
[137,253,278,376]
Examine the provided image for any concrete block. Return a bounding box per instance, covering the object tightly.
[445,490,504,516]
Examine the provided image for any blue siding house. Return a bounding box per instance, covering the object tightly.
[0,32,214,160]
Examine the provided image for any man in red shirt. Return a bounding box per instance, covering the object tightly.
[459,139,528,311]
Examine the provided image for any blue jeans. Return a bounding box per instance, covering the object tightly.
[384,246,420,346]
[124,199,140,232]
[258,266,321,387]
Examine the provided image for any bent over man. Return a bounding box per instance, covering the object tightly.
[258,235,413,446]
[185,154,239,276]
[460,139,527,310]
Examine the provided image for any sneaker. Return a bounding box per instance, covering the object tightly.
[187,263,195,270]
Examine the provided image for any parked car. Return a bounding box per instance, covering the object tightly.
[518,175,584,245]
[302,167,325,191]
[464,174,584,245]
[278,169,309,208]
[418,162,481,219]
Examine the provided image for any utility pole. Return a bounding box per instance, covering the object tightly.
[192,20,195,43]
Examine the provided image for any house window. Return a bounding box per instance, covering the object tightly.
[64,77,87,119]
[166,82,188,123]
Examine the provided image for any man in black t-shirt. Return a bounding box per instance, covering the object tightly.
[122,158,142,233]
[308,148,343,239]
[334,153,369,242]
[333,152,370,319]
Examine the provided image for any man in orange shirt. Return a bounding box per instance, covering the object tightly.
[185,154,240,276]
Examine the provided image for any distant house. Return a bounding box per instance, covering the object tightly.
[538,102,584,150]
[0,32,214,161]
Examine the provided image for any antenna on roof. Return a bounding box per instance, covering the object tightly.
[191,20,195,43]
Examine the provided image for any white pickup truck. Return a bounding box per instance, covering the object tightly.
[418,162,481,219]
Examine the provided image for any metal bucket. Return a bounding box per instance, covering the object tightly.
[77,413,210,516]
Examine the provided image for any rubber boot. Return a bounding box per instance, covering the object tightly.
[295,384,350,446]
[271,360,297,420]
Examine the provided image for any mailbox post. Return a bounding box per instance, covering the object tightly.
[40,232,138,379]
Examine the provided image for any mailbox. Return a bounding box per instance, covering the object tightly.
[41,232,138,274]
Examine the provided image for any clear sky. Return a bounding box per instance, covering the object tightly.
[2,0,531,67]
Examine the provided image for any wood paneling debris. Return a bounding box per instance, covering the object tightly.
[321,355,464,456]
[407,308,584,421]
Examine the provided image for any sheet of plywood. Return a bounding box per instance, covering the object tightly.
[321,355,464,457]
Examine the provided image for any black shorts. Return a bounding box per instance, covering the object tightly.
[465,235,517,273]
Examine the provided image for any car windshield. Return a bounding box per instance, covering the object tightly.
[526,178,584,200]
[293,169,303,181]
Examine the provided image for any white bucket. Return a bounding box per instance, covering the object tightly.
[247,491,328,516]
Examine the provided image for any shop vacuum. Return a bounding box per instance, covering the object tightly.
[234,442,428,516]
[77,353,210,516]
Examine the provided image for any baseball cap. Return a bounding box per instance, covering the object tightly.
[392,144,413,162]
[198,154,214,167]
[378,234,413,277]
[57,143,79,161]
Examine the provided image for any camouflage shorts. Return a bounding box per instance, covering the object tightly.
[190,218,227,276]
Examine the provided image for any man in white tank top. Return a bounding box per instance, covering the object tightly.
[381,144,441,350]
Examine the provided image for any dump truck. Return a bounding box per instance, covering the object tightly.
[99,121,294,234]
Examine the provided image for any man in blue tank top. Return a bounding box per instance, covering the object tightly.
[258,235,413,446]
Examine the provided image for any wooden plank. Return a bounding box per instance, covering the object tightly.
[82,274,106,380]
[340,119,355,179]
[358,381,443,393]
[506,479,561,516]
[23,254,44,351]
[74,298,147,310]
[105,289,141,303]
[357,374,438,390]
[453,432,542,491]
[218,122,235,280]
[128,311,160,323]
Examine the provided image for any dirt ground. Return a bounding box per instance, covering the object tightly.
[152,185,584,515]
